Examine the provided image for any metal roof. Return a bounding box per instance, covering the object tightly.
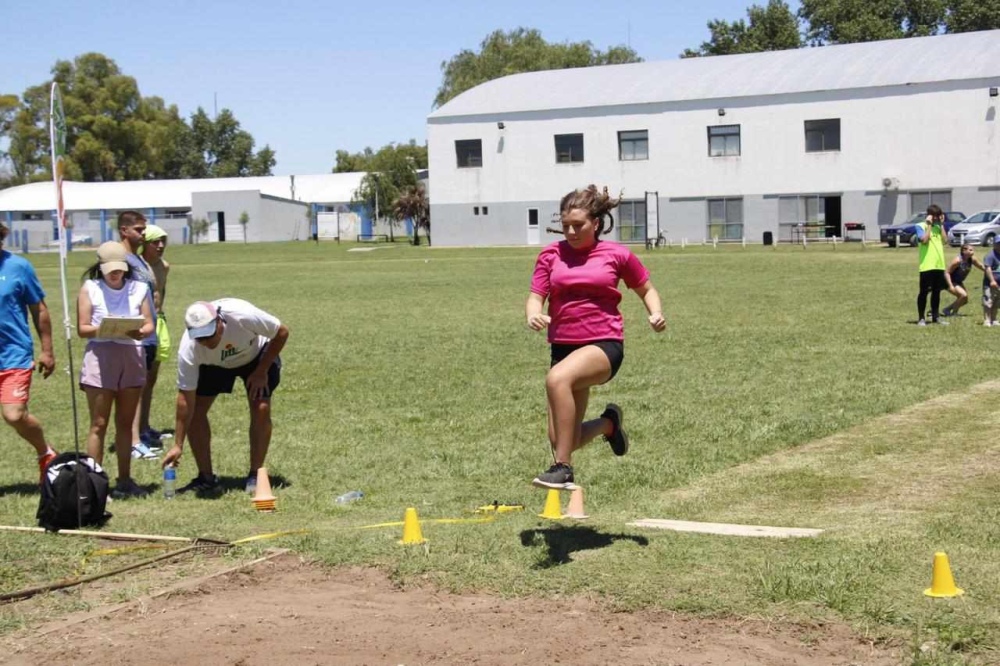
[429,30,1000,120]
[0,173,366,212]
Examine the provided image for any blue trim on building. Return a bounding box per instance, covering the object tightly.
[100,209,108,242]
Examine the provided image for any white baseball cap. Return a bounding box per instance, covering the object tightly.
[184,301,220,339]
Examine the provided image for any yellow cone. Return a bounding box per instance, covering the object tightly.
[924,552,964,598]
[399,507,426,545]
[564,486,588,519]
[538,489,564,520]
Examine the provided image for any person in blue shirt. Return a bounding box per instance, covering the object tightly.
[0,222,57,481]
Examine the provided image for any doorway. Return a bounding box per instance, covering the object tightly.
[823,196,842,238]
[527,208,540,245]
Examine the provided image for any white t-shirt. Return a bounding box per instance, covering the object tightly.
[176,298,282,391]
[83,279,149,346]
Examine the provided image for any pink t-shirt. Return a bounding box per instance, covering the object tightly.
[530,240,650,343]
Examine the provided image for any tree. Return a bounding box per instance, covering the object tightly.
[187,217,209,244]
[798,0,946,45]
[945,0,1000,32]
[393,184,430,246]
[350,143,423,242]
[682,1,802,57]
[238,210,249,243]
[2,53,275,186]
[434,28,642,108]
[333,140,426,173]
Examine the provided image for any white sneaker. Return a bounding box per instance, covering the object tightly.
[917,319,927,327]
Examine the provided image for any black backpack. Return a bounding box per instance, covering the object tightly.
[37,452,112,531]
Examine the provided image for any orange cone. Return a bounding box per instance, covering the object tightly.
[564,486,588,519]
[924,552,964,598]
[252,467,276,513]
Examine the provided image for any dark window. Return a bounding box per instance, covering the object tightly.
[805,119,840,152]
[473,206,479,215]
[708,125,740,157]
[482,206,488,215]
[554,134,584,163]
[528,209,539,227]
[618,130,648,161]
[456,139,483,167]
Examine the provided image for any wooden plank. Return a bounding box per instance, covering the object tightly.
[627,519,823,538]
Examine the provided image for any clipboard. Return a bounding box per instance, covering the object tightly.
[97,316,144,339]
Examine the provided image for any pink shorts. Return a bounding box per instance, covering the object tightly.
[0,368,32,404]
[79,343,147,391]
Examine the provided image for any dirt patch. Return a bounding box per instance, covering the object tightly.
[2,554,900,666]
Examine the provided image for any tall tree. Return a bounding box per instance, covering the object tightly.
[351,143,422,241]
[682,1,802,57]
[945,0,1000,32]
[798,0,946,45]
[3,53,275,185]
[434,28,642,108]
[333,140,426,173]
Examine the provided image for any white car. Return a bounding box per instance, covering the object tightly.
[948,210,1000,246]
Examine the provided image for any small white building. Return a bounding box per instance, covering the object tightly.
[427,30,1000,247]
[0,173,366,250]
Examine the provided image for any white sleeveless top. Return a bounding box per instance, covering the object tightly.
[83,278,149,346]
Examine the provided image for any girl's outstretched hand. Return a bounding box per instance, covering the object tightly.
[648,312,666,332]
[527,313,551,331]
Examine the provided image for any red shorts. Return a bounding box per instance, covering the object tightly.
[0,368,32,404]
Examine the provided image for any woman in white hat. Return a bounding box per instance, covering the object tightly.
[76,241,154,498]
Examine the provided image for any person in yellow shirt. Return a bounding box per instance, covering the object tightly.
[916,204,948,326]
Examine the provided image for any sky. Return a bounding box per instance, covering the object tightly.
[3,0,801,176]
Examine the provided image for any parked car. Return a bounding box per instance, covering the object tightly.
[948,210,1000,246]
[881,212,965,247]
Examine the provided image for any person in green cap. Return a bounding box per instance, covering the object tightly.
[915,204,949,326]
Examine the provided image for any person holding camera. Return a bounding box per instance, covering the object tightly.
[915,204,949,326]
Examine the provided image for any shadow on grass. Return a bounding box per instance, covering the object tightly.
[0,482,41,497]
[177,474,292,499]
[519,526,649,568]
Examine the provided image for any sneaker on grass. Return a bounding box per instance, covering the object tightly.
[245,472,257,495]
[111,479,149,500]
[601,403,629,456]
[532,462,575,489]
[131,441,159,460]
[177,473,221,495]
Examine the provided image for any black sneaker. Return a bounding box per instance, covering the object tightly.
[601,403,629,456]
[177,473,221,495]
[532,462,575,489]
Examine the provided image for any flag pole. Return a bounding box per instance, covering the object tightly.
[49,82,81,465]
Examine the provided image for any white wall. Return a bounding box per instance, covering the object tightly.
[428,81,1000,245]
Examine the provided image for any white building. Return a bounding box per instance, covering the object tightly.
[0,173,367,250]
[427,30,1000,247]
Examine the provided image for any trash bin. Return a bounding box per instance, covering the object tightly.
[763,231,774,246]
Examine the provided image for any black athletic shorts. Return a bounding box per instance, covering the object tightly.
[143,344,157,371]
[195,347,282,399]
[550,339,624,382]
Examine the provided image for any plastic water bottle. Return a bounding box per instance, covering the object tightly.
[334,490,363,505]
[163,467,176,500]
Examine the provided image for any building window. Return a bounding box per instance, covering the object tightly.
[805,119,840,152]
[707,198,743,240]
[455,139,482,167]
[482,206,489,215]
[618,130,648,161]
[910,190,952,215]
[528,209,539,227]
[554,134,584,163]
[708,125,740,157]
[473,206,479,215]
[618,200,647,242]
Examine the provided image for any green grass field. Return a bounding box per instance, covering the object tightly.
[2,241,998,663]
